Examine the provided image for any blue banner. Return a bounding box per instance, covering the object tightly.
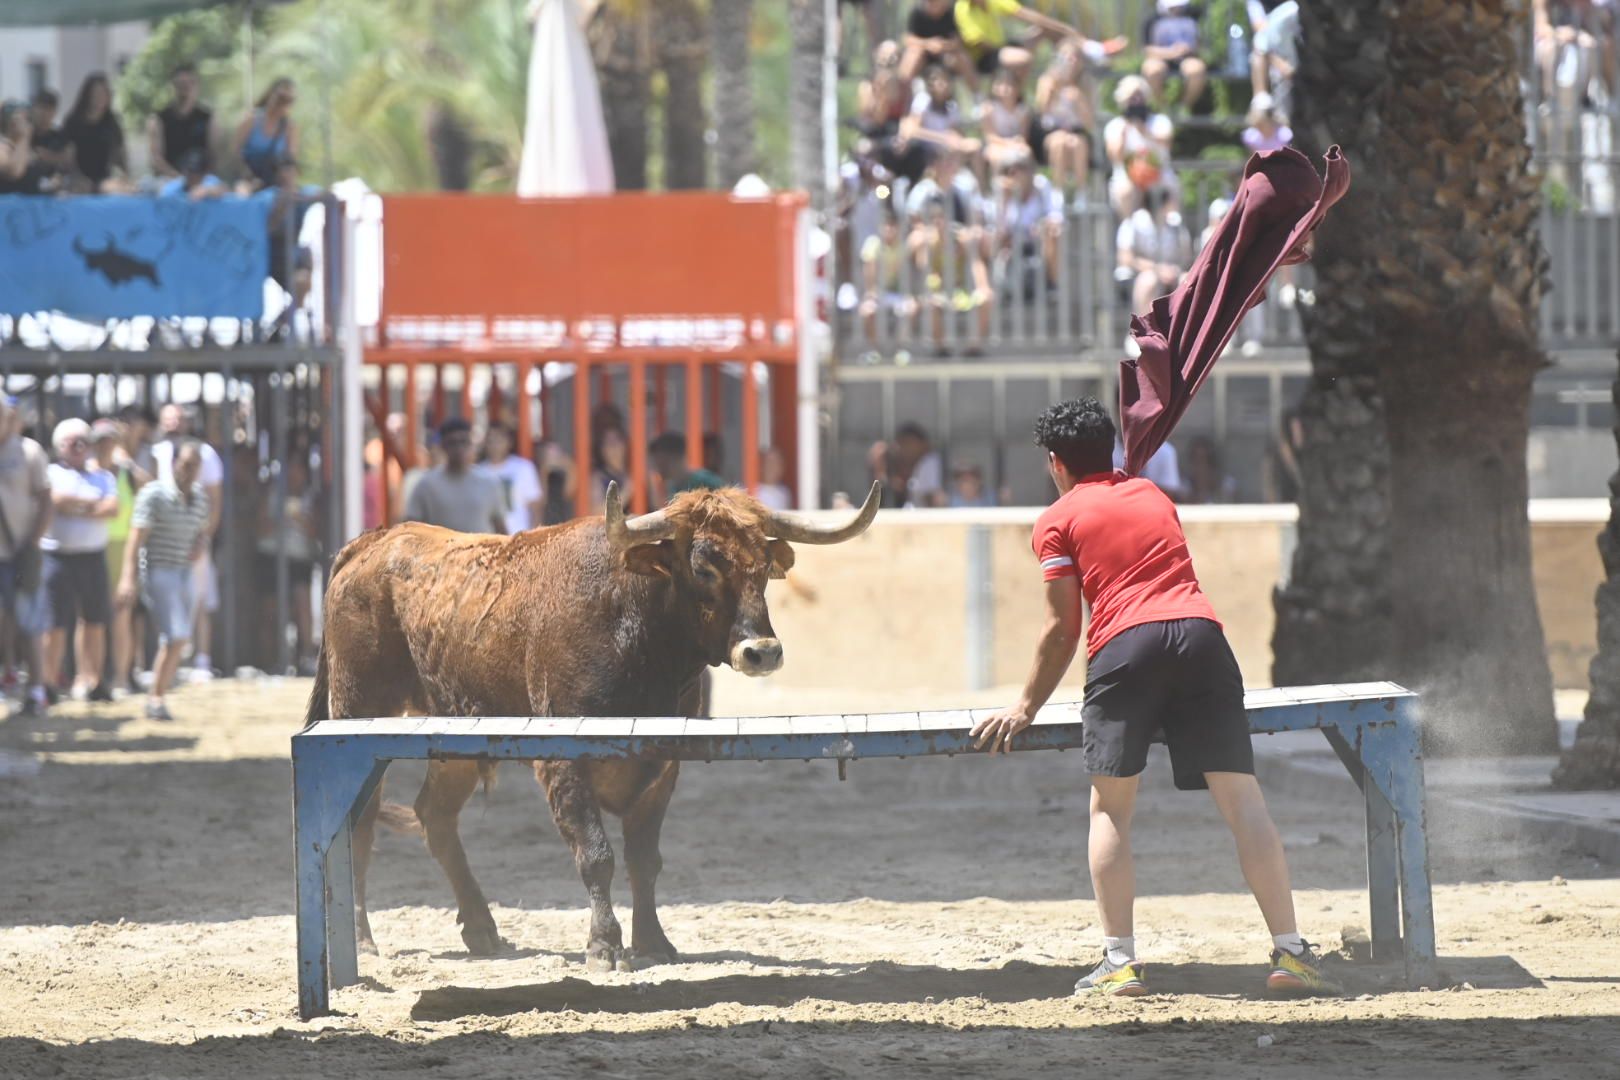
[0,194,273,319]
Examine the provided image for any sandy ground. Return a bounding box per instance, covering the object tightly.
[1,674,1618,1080]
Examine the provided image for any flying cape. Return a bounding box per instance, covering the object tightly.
[1120,145,1351,474]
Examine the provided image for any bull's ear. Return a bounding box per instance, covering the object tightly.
[767,539,796,580]
[624,541,675,578]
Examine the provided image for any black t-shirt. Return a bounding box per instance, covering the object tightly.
[908,3,958,40]
[160,103,213,169]
[63,113,124,184]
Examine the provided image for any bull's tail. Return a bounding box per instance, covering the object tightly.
[377,801,424,836]
[302,644,330,732]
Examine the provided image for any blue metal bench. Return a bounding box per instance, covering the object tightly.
[291,681,1435,1018]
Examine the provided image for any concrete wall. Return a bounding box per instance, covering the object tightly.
[767,503,1605,693]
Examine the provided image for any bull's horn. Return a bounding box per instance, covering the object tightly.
[765,482,882,545]
[603,481,677,548]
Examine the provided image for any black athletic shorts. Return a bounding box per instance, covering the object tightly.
[1081,617,1253,791]
[43,550,111,631]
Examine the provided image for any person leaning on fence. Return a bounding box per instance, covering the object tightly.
[402,418,507,534]
[119,441,210,722]
[971,399,1338,997]
[148,62,213,180]
[40,419,117,704]
[0,398,53,718]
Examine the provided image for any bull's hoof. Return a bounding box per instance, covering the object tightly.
[358,937,380,957]
[460,921,507,957]
[626,947,679,969]
[585,947,625,973]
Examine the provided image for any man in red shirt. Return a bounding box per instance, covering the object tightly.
[971,398,1336,997]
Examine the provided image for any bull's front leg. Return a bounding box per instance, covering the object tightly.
[537,761,629,972]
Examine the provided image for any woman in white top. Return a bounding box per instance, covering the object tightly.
[977,68,1033,174]
[1033,41,1097,195]
[1103,75,1178,217]
[1115,186,1192,314]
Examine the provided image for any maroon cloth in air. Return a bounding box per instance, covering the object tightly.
[1119,145,1351,475]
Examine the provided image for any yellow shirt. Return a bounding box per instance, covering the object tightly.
[955,0,1022,50]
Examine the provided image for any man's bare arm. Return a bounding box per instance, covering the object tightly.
[972,576,1084,753]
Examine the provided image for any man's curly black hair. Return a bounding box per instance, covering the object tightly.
[1033,398,1116,478]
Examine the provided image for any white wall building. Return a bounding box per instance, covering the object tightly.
[0,21,150,106]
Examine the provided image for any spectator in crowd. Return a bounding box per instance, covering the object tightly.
[0,398,52,718]
[538,440,578,526]
[151,405,223,678]
[1534,0,1617,117]
[949,463,996,507]
[0,102,34,195]
[1115,438,1186,501]
[589,424,631,513]
[755,446,794,511]
[860,201,922,347]
[480,422,543,533]
[1183,436,1238,503]
[1104,75,1178,217]
[256,437,319,673]
[1033,39,1096,197]
[989,150,1064,294]
[148,62,213,179]
[901,0,976,84]
[906,149,993,353]
[1116,186,1192,316]
[1140,0,1209,112]
[900,63,982,163]
[1242,92,1293,154]
[954,0,1124,83]
[234,77,299,190]
[1250,0,1299,121]
[27,90,70,184]
[158,148,226,200]
[650,432,726,502]
[97,415,150,698]
[703,432,727,480]
[119,441,209,722]
[857,49,928,183]
[40,419,116,702]
[61,72,131,193]
[403,417,507,534]
[1263,407,1305,503]
[894,421,947,507]
[838,141,894,253]
[978,68,1035,175]
[839,0,886,71]
[267,156,315,338]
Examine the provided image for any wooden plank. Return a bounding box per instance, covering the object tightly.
[631,717,689,738]
[525,717,583,736]
[865,711,922,733]
[788,714,847,735]
[468,717,539,736]
[576,717,636,738]
[736,715,792,736]
[683,717,740,739]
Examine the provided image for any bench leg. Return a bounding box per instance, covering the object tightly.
[1355,711,1439,990]
[1364,780,1402,961]
[294,760,332,1020]
[293,746,384,1020]
[327,822,359,989]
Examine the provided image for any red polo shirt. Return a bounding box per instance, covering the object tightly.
[1032,470,1219,658]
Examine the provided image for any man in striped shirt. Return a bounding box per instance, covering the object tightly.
[117,441,209,721]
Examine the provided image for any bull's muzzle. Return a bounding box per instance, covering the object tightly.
[730,637,784,676]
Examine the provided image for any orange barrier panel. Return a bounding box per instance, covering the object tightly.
[366,192,808,522]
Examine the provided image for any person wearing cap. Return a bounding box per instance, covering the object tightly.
[0,397,52,717]
[40,418,117,702]
[402,418,507,534]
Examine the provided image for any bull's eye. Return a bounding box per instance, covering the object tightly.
[695,564,720,586]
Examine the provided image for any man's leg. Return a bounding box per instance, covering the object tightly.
[152,635,187,702]
[1204,771,1296,935]
[1088,774,1140,939]
[75,622,106,695]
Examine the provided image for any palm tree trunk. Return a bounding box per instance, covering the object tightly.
[426,103,474,191]
[711,0,758,188]
[588,2,650,190]
[658,0,709,190]
[1373,0,1556,754]
[1556,369,1620,787]
[789,0,827,210]
[1272,0,1396,685]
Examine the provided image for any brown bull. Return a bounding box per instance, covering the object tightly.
[305,481,879,970]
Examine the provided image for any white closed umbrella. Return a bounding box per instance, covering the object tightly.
[518,0,615,196]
